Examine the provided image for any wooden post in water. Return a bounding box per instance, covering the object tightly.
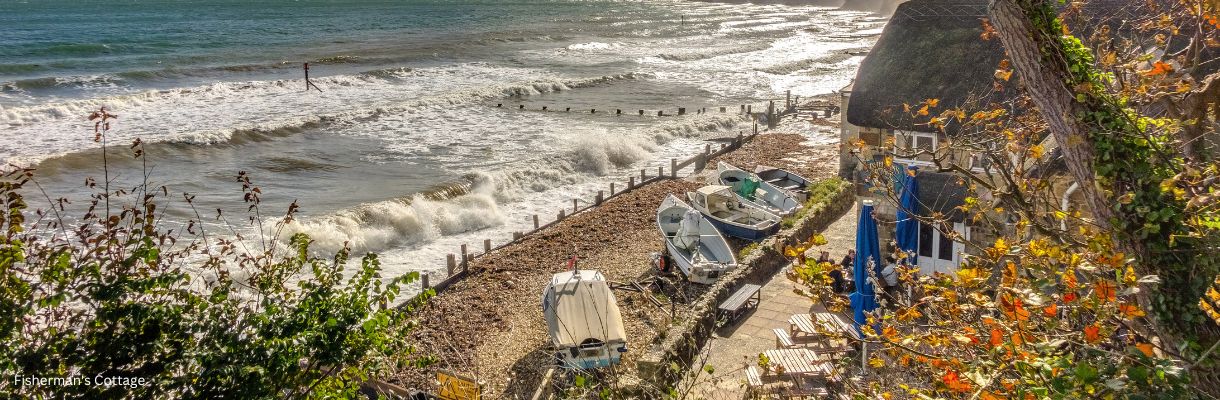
[514,231,523,240]
[740,104,745,113]
[628,176,635,189]
[558,210,566,220]
[497,103,502,107]
[641,169,646,181]
[460,244,468,267]
[533,215,540,229]
[786,90,791,110]
[658,166,664,179]
[484,239,491,254]
[671,159,678,178]
[519,105,525,110]
[566,107,571,112]
[639,109,644,115]
[657,110,664,117]
[542,106,547,111]
[591,109,596,114]
[610,182,616,195]
[572,199,578,213]
[678,107,685,116]
[421,273,430,290]
[595,191,603,205]
[616,109,621,115]
[720,106,726,113]
[446,254,456,276]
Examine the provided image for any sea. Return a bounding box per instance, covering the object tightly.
[0,0,882,284]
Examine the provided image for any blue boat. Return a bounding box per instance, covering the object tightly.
[718,162,802,216]
[686,185,781,241]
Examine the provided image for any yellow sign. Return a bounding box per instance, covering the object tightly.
[437,370,480,400]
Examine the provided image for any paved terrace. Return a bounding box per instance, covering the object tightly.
[688,202,858,399]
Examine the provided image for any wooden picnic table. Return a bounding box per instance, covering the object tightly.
[788,313,818,337]
[763,348,832,379]
[815,311,862,342]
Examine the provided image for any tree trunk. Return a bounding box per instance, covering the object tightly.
[988,0,1118,232]
[990,1,1220,396]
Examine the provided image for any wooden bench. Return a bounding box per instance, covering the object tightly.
[773,328,796,348]
[745,366,765,399]
[718,284,762,323]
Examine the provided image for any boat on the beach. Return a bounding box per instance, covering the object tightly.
[686,185,781,241]
[753,164,812,203]
[542,269,628,370]
[656,194,738,284]
[717,162,801,216]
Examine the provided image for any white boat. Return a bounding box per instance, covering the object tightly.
[717,162,802,216]
[656,194,738,284]
[542,269,628,370]
[687,185,781,241]
[754,165,812,203]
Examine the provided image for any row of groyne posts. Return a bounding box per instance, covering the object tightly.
[494,90,838,128]
[409,131,756,297]
[405,90,845,296]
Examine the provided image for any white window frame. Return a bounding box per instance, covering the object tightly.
[893,130,937,167]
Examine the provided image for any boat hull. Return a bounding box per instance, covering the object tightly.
[706,217,779,241]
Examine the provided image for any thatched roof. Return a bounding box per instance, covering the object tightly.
[846,0,1007,132]
[847,0,1219,132]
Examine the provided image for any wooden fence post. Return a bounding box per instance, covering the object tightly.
[446,254,456,276]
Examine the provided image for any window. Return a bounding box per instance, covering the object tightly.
[937,230,953,261]
[895,131,938,165]
[970,154,992,171]
[918,223,933,257]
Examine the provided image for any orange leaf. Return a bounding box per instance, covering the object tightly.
[1083,324,1101,343]
[1119,303,1146,318]
[990,328,1003,348]
[1063,292,1078,302]
[1095,281,1117,303]
[1135,342,1155,357]
[1143,61,1174,76]
[1043,303,1058,317]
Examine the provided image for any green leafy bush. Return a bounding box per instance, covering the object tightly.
[0,111,429,399]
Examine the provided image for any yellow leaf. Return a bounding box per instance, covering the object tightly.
[918,105,930,116]
[869,356,886,368]
[994,69,1013,81]
[926,98,940,108]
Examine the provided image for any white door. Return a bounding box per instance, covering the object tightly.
[916,222,966,275]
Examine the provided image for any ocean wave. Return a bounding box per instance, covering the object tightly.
[1,70,648,166]
[565,41,624,51]
[756,52,853,75]
[486,113,745,201]
[654,42,773,61]
[277,174,503,255]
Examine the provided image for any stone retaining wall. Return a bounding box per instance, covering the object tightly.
[630,181,855,391]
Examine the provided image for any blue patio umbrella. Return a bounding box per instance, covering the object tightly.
[895,166,920,266]
[849,200,882,336]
